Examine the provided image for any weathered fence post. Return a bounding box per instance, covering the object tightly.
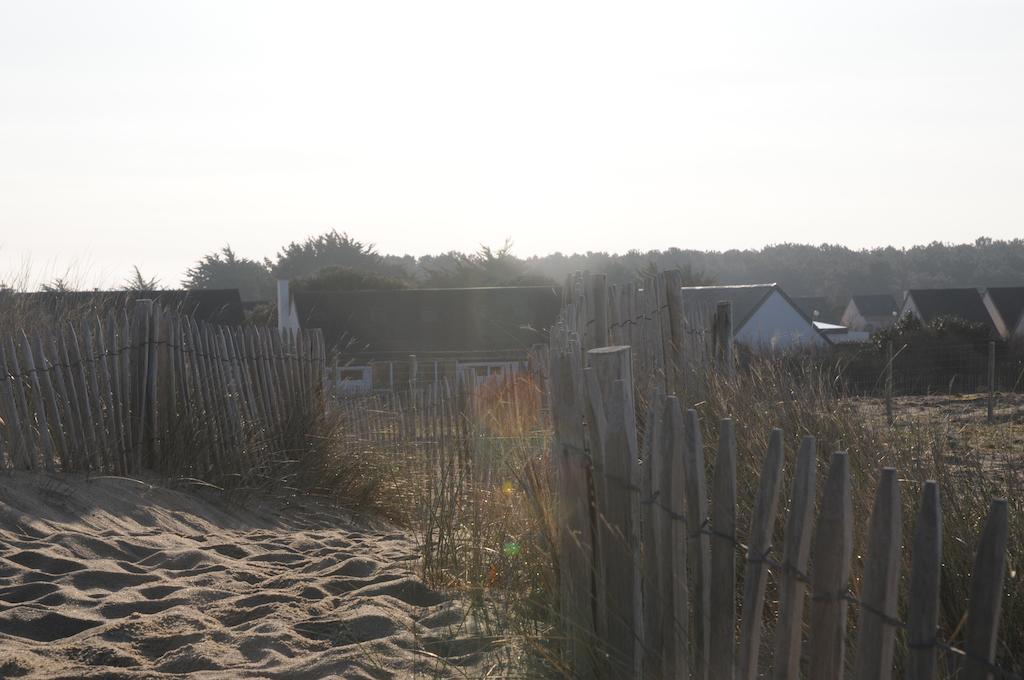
[772,436,816,680]
[853,467,902,680]
[808,451,852,680]
[587,345,642,678]
[550,344,596,676]
[684,408,710,680]
[662,269,686,397]
[709,418,736,680]
[906,481,941,680]
[738,428,786,680]
[962,498,1009,680]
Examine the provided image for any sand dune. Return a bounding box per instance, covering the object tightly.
[0,473,491,678]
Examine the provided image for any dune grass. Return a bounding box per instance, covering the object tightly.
[324,357,1022,678]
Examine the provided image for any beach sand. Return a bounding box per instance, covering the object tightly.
[0,473,490,679]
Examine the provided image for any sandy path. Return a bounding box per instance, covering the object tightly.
[0,473,490,679]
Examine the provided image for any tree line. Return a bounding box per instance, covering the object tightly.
[20,231,1022,321]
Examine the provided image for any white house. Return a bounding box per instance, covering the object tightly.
[678,284,829,350]
[841,294,898,332]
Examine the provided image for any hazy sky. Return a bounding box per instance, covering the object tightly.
[2,1,1022,288]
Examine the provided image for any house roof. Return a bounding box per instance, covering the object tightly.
[984,286,1024,331]
[677,284,776,330]
[292,286,562,356]
[904,288,995,329]
[791,296,830,320]
[850,293,898,318]
[8,289,244,325]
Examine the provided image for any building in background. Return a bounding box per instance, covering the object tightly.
[900,288,998,335]
[277,280,561,394]
[841,294,898,332]
[678,283,828,351]
[791,296,834,323]
[981,286,1024,340]
[2,289,244,326]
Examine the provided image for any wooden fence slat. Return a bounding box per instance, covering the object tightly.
[853,467,903,680]
[118,310,133,470]
[101,315,125,473]
[661,269,686,397]
[21,331,57,472]
[962,498,1009,680]
[583,365,610,654]
[771,436,816,680]
[596,369,642,676]
[906,480,941,680]
[54,332,87,471]
[6,337,38,470]
[666,397,691,680]
[44,334,75,469]
[551,347,596,677]
[808,451,853,680]
[587,345,637,676]
[737,428,786,680]
[709,417,737,680]
[0,345,31,470]
[641,390,666,678]
[684,408,710,680]
[83,325,112,472]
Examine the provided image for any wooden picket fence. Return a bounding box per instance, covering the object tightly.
[549,270,1016,679]
[0,300,326,482]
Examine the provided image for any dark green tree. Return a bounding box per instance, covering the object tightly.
[183,245,274,301]
[123,266,160,292]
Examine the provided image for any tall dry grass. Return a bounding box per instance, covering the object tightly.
[694,357,1023,676]
[321,354,1022,677]
[318,376,564,676]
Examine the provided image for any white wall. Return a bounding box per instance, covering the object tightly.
[841,300,868,330]
[276,279,301,332]
[735,291,827,350]
[982,292,1013,339]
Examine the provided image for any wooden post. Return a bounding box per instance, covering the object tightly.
[662,269,686,397]
[641,391,665,677]
[808,451,852,680]
[987,340,995,423]
[906,481,941,680]
[585,348,638,675]
[772,436,817,680]
[885,341,894,426]
[666,398,690,679]
[587,346,641,677]
[684,408,710,680]
[737,428,786,680]
[0,345,31,470]
[853,468,902,680]
[21,331,57,472]
[962,498,1009,680]
[709,418,737,680]
[133,300,154,470]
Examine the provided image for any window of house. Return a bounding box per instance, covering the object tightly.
[457,361,522,387]
[328,365,373,394]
